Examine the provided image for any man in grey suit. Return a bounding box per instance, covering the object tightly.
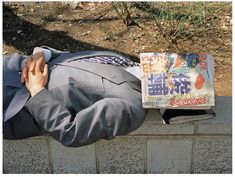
[3,47,147,147]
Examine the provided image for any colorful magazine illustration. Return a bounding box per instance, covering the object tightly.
[139,53,215,109]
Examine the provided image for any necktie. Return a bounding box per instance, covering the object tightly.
[77,56,139,67]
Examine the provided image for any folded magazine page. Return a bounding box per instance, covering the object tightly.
[140,53,215,109]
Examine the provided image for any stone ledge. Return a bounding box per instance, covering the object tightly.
[4,135,231,174]
[131,96,232,135]
[3,97,232,174]
[193,137,232,173]
[3,138,51,173]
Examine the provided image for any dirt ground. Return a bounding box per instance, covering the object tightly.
[3,2,232,96]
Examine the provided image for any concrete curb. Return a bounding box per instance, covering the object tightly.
[3,96,232,174]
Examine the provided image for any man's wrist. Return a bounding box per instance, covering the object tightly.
[30,87,45,97]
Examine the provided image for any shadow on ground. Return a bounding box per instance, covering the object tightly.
[3,4,140,62]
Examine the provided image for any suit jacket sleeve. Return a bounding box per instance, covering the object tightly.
[25,88,145,147]
[3,53,27,74]
[3,54,27,113]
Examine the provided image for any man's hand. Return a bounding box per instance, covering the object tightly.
[21,52,46,83]
[25,57,49,97]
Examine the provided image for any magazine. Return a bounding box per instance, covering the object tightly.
[139,53,215,109]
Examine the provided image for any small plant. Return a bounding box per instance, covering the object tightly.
[137,2,215,51]
[111,2,138,27]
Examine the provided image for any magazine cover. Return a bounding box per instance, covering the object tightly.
[139,53,215,109]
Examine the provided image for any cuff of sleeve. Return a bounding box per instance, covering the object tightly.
[25,88,49,108]
[33,47,52,62]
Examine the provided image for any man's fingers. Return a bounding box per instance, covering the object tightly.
[21,58,31,83]
[21,65,29,83]
[42,64,48,77]
[29,58,36,72]
[21,61,26,83]
[39,57,46,72]
[35,56,45,73]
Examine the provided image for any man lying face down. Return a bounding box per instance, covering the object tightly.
[3,46,147,147]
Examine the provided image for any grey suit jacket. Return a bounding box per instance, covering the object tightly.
[3,47,148,147]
